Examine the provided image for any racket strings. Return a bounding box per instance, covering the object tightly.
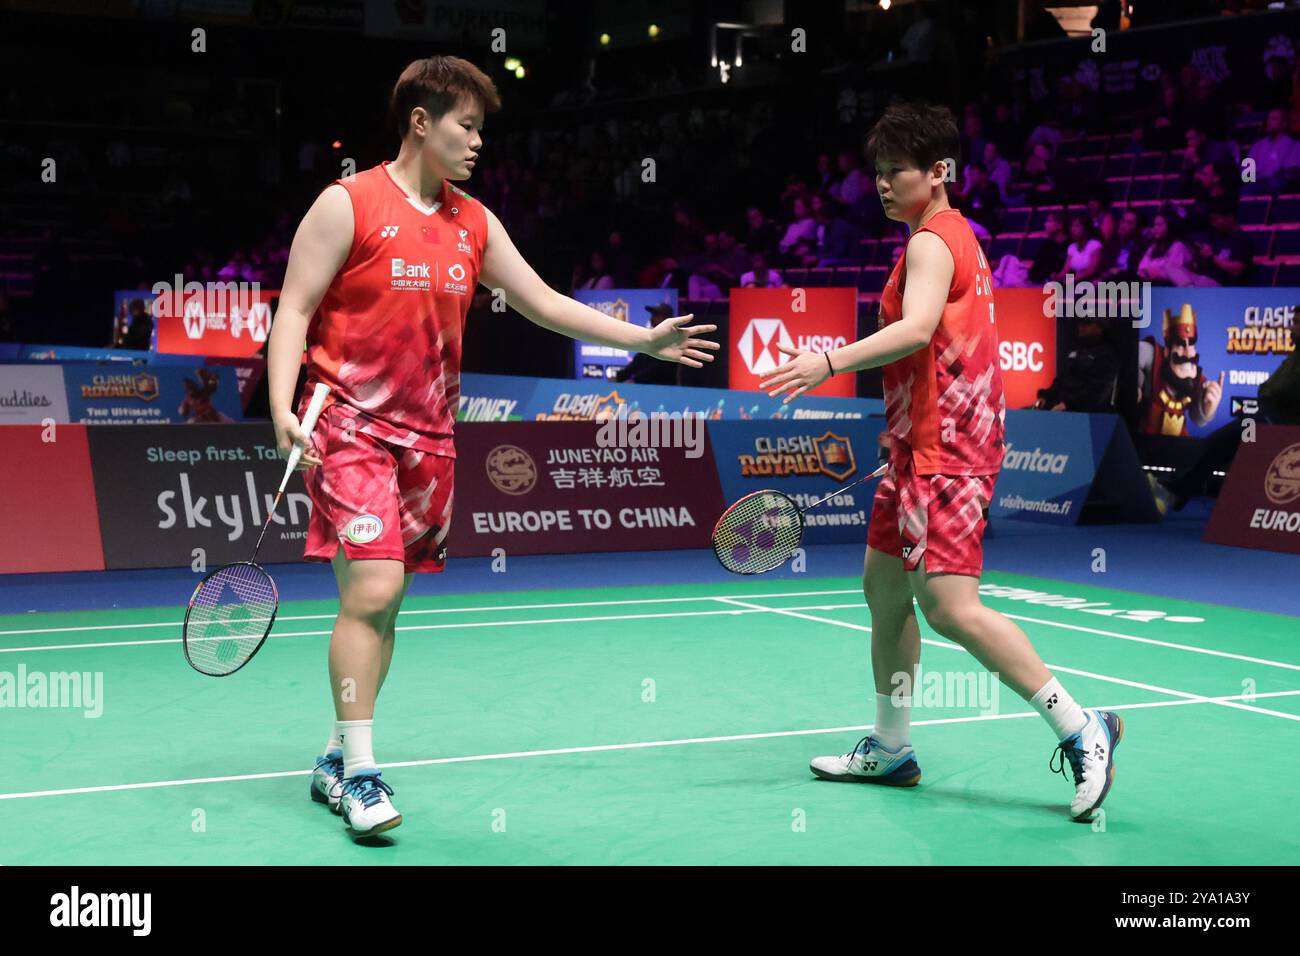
[185,563,277,676]
[713,491,803,574]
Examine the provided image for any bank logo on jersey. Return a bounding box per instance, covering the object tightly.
[390,257,433,291]
[444,261,469,296]
[380,225,399,238]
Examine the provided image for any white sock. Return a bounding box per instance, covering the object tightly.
[338,719,376,778]
[872,692,912,751]
[323,721,344,757]
[1030,677,1087,741]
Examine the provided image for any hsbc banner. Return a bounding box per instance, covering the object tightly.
[152,281,278,358]
[730,287,857,397]
[61,364,243,424]
[452,421,726,556]
[707,419,886,545]
[456,372,881,423]
[1204,425,1300,556]
[993,289,1057,409]
[85,424,310,570]
[572,289,677,380]
[0,365,69,424]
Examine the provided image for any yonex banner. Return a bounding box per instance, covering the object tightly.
[728,287,857,397]
[571,289,677,380]
[706,419,887,545]
[991,411,1159,525]
[85,425,310,570]
[457,372,881,423]
[1204,425,1300,556]
[452,421,726,557]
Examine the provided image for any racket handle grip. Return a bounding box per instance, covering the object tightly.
[285,383,331,472]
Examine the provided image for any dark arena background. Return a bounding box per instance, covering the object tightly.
[0,0,1295,924]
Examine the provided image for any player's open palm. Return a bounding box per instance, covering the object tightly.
[644,314,720,368]
[760,343,830,404]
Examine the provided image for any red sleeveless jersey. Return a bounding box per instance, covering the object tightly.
[303,162,488,457]
[878,208,1006,475]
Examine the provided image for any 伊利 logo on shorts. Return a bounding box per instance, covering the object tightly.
[344,514,384,544]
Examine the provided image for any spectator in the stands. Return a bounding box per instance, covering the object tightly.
[1142,80,1187,151]
[1242,108,1300,196]
[740,252,784,288]
[603,230,637,286]
[1029,210,1071,286]
[744,205,779,258]
[1033,317,1119,413]
[814,152,836,192]
[1189,198,1255,287]
[572,249,615,291]
[804,192,859,267]
[981,140,1014,203]
[954,161,1004,232]
[1060,214,1104,282]
[1178,125,1238,187]
[116,297,153,350]
[670,201,707,259]
[1137,210,1213,287]
[961,114,987,176]
[1184,159,1239,226]
[1099,208,1150,280]
[777,195,818,261]
[830,149,867,207]
[986,101,1022,158]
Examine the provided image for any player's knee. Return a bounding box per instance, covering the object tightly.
[864,576,912,618]
[921,601,971,642]
[342,581,405,627]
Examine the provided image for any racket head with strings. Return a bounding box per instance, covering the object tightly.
[712,489,805,574]
[183,560,280,676]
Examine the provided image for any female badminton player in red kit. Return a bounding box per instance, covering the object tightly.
[760,103,1123,822]
[266,57,718,837]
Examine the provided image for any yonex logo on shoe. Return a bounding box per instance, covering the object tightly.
[49,886,151,936]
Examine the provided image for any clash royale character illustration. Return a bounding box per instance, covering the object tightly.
[1137,303,1223,436]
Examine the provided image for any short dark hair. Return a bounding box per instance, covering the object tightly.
[865,102,961,176]
[389,56,502,139]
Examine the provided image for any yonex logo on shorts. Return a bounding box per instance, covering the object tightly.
[345,514,384,544]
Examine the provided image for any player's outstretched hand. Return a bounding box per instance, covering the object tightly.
[272,408,323,471]
[644,314,720,368]
[759,344,830,404]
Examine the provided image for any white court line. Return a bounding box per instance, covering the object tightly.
[6,591,1300,678]
[0,588,863,637]
[0,603,865,655]
[713,596,1300,724]
[2,689,1295,803]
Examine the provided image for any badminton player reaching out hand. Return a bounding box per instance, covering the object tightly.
[266,56,718,837]
[759,103,1122,822]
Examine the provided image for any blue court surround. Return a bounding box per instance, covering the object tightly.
[2,497,1296,618]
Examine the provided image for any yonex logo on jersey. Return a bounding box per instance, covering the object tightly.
[380,225,399,238]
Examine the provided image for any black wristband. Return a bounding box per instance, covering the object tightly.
[825,353,836,377]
